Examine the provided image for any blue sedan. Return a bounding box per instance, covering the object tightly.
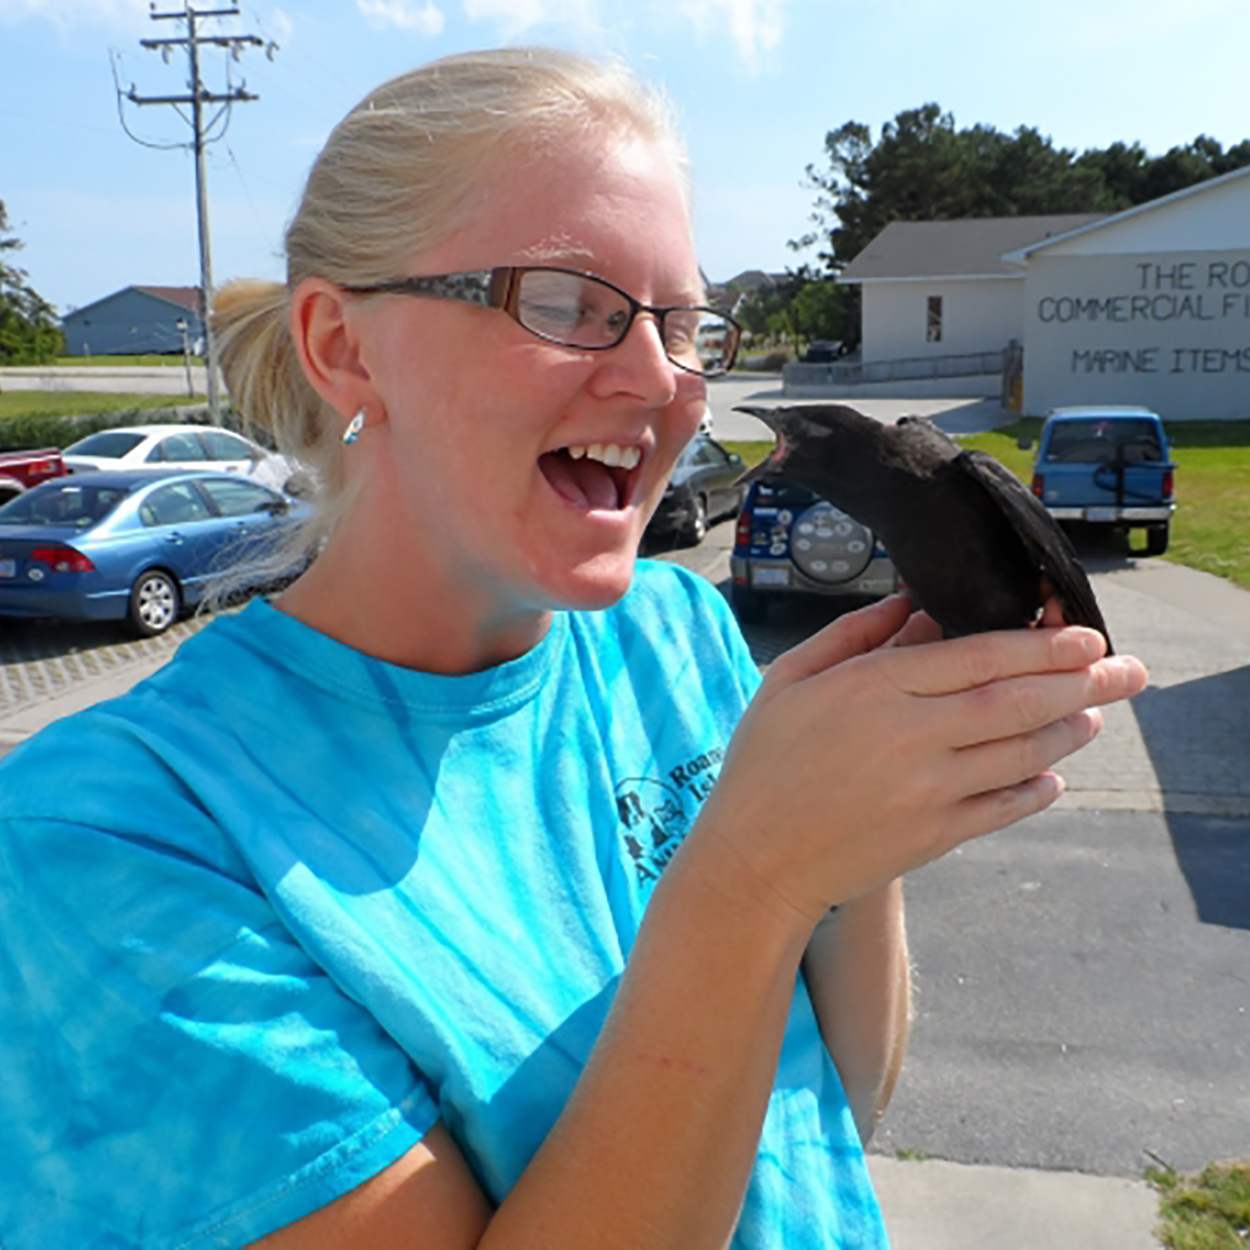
[0,469,314,636]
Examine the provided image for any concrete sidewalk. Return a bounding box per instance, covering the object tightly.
[868,1157,1161,1249]
[0,642,1170,1248]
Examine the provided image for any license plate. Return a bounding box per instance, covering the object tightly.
[752,567,789,587]
[1085,507,1117,523]
[0,559,14,578]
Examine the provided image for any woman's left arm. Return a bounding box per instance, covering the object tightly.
[802,879,911,1145]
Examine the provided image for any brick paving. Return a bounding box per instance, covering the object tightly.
[0,614,209,719]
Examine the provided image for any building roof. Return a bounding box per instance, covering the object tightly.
[132,286,202,313]
[1001,164,1250,260]
[837,215,1108,283]
[63,285,203,320]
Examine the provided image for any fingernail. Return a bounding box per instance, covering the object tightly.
[1111,655,1148,684]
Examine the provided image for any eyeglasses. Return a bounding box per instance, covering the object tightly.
[340,266,741,378]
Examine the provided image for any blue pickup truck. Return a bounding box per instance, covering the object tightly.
[1029,406,1176,555]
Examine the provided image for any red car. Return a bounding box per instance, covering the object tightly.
[0,448,67,505]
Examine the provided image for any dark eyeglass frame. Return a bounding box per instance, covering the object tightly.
[340,265,741,378]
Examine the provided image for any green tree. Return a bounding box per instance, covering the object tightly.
[0,201,62,365]
[796,110,1250,272]
[793,108,1250,342]
[791,277,845,343]
[794,104,1120,274]
[735,266,847,355]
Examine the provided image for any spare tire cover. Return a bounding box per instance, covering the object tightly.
[789,501,874,584]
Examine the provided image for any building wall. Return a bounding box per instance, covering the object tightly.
[1022,249,1250,418]
[1021,172,1250,419]
[1027,170,1250,257]
[62,289,203,357]
[859,277,1024,363]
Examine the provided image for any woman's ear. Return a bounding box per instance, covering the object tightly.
[289,276,375,419]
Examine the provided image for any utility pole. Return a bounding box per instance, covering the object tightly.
[120,4,274,424]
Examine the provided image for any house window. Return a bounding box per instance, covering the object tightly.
[926,296,943,343]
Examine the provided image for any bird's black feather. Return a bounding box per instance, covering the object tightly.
[735,403,1113,652]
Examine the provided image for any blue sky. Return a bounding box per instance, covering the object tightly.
[3,0,1248,315]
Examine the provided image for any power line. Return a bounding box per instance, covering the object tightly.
[116,3,278,424]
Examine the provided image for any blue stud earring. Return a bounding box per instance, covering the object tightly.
[343,409,366,446]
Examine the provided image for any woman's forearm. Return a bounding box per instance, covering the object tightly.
[481,839,814,1250]
[801,879,911,1144]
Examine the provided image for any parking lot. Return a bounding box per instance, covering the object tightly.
[1,514,1247,1187]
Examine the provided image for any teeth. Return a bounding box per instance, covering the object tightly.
[564,443,641,470]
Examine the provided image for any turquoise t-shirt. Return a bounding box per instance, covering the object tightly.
[0,560,888,1248]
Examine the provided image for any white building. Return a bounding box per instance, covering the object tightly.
[823,167,1250,417]
[837,215,1104,365]
[1005,166,1250,419]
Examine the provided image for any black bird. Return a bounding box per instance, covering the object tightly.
[736,403,1113,652]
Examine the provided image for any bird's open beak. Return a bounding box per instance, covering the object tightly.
[733,405,789,486]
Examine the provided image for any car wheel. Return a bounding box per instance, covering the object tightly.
[683,494,709,546]
[1143,523,1169,556]
[731,582,769,625]
[128,569,181,637]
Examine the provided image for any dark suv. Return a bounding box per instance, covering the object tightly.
[729,478,899,624]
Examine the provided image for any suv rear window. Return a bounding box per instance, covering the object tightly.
[1045,419,1163,463]
[747,479,820,506]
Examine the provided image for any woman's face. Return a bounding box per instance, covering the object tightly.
[349,133,708,628]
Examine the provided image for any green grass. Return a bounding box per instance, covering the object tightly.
[722,440,774,470]
[0,392,206,420]
[1149,1160,1250,1249]
[47,354,204,367]
[722,419,1250,592]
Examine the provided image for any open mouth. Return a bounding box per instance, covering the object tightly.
[539,442,642,512]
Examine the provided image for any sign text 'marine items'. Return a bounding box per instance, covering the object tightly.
[1024,250,1250,417]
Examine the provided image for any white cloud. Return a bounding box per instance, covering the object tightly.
[461,0,602,40]
[265,6,294,47]
[356,0,446,35]
[673,0,786,70]
[454,0,783,67]
[0,0,150,30]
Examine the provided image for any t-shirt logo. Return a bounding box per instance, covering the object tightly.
[613,746,725,887]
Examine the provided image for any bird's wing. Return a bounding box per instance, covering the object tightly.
[955,449,1114,652]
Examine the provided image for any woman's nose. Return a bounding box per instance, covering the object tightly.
[593,311,680,407]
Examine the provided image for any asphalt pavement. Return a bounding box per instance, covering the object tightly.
[4,411,1249,1246]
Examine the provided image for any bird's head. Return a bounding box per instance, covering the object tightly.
[732,403,882,487]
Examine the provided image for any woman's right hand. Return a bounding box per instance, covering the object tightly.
[690,594,1148,931]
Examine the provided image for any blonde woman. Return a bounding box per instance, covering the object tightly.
[0,48,1145,1248]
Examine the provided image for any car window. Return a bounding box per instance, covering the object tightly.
[1045,420,1163,463]
[64,431,146,459]
[200,430,256,460]
[138,482,214,527]
[688,439,727,467]
[197,477,280,517]
[0,483,131,527]
[147,432,210,463]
